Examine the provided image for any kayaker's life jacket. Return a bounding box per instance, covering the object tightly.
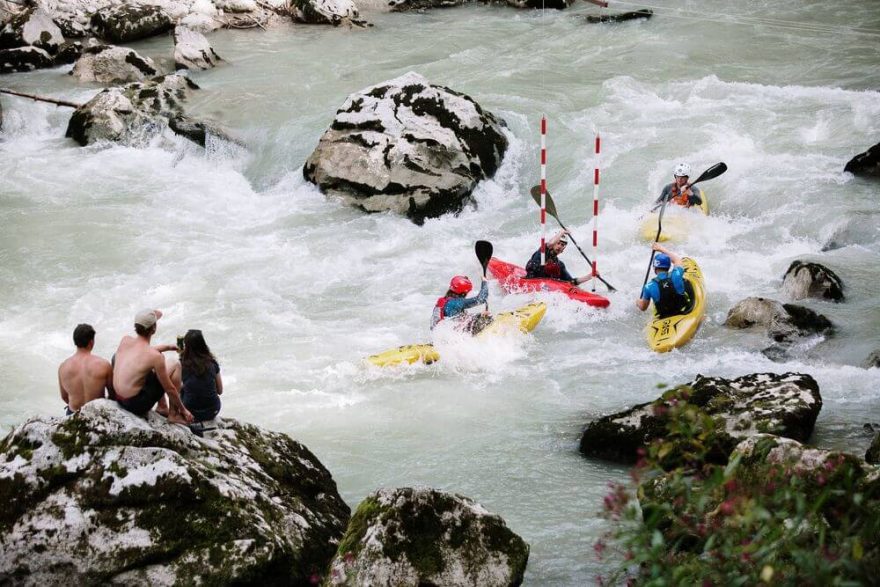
[670,185,690,206]
[653,275,691,318]
[434,296,452,322]
[542,258,562,279]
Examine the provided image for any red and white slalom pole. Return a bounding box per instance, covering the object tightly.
[540,116,548,265]
[591,134,600,292]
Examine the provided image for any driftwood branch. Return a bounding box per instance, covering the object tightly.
[0,88,82,109]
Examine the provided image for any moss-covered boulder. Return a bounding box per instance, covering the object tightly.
[326,487,528,586]
[0,6,65,54]
[782,260,844,302]
[303,71,509,225]
[0,400,349,584]
[90,4,172,43]
[580,373,822,464]
[292,0,364,26]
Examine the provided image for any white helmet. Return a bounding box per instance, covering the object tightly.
[673,163,692,177]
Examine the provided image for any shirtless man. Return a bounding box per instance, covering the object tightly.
[58,324,113,415]
[113,309,192,424]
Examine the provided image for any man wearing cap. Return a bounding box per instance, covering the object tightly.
[58,323,114,416]
[524,229,594,285]
[637,243,691,318]
[112,309,192,424]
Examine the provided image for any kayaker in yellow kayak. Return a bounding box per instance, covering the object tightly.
[655,163,704,209]
[637,243,692,318]
[524,229,594,286]
[431,275,491,334]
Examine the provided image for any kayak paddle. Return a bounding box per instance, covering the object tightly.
[529,186,617,292]
[475,240,493,311]
[642,162,728,288]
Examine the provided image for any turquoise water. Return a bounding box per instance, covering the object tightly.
[2,1,880,582]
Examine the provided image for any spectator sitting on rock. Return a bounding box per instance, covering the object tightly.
[58,323,114,416]
[113,309,192,424]
[170,329,223,423]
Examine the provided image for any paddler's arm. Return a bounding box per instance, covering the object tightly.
[459,279,489,310]
[636,283,653,312]
[652,243,683,267]
[547,229,568,247]
[688,185,703,207]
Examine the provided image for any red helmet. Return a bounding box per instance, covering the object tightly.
[449,276,473,295]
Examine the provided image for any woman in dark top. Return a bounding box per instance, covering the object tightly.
[174,330,223,422]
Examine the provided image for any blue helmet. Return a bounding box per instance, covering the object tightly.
[653,253,671,270]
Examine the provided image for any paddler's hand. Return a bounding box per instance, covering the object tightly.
[651,243,668,253]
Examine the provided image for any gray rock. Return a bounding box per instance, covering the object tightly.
[66,74,198,147]
[586,9,653,23]
[90,4,172,43]
[53,40,83,65]
[864,350,880,369]
[173,25,222,70]
[844,142,880,177]
[388,0,467,12]
[327,487,528,586]
[293,0,364,25]
[71,44,158,84]
[867,433,880,464]
[168,114,242,149]
[0,45,53,73]
[0,7,65,54]
[579,373,822,464]
[782,260,844,302]
[724,296,833,343]
[304,72,509,224]
[0,400,349,584]
[215,0,259,13]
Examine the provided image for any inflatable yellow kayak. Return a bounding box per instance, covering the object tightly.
[366,302,547,367]
[645,258,706,353]
[639,192,709,242]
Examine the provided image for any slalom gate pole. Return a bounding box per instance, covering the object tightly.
[540,116,547,265]
[591,134,600,292]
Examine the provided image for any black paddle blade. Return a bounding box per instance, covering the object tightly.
[475,240,493,275]
[691,162,727,185]
[529,185,559,220]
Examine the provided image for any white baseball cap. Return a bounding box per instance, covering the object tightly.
[134,309,162,328]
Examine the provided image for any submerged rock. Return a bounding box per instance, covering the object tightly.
[303,71,509,224]
[173,25,222,70]
[506,0,573,9]
[70,44,158,84]
[0,400,349,584]
[91,4,172,43]
[580,373,822,464]
[168,114,242,148]
[0,6,65,54]
[586,9,652,23]
[867,433,880,464]
[782,260,844,302]
[844,142,880,178]
[388,0,467,12]
[724,296,833,343]
[0,45,53,73]
[864,350,880,369]
[292,0,363,26]
[327,487,528,586]
[66,74,198,146]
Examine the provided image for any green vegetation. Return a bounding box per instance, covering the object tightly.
[597,401,880,585]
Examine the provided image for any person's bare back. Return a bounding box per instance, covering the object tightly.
[113,335,165,399]
[58,324,113,413]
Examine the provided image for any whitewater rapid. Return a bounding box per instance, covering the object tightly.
[2,1,880,583]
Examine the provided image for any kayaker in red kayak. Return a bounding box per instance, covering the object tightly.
[524,230,594,286]
[431,275,491,334]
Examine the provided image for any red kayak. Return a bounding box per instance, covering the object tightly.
[487,258,610,308]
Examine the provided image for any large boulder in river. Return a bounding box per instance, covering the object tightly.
[782,260,844,302]
[90,4,172,43]
[0,45,53,73]
[327,487,528,586]
[506,0,573,8]
[844,142,880,177]
[579,373,822,464]
[303,72,509,224]
[292,0,362,26]
[864,350,880,369]
[0,400,350,584]
[173,25,222,70]
[0,6,64,54]
[66,74,197,146]
[70,44,158,83]
[724,296,833,343]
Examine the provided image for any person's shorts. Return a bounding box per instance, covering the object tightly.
[117,371,165,416]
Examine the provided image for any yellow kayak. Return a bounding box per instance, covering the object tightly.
[639,191,709,242]
[366,302,547,367]
[645,258,706,353]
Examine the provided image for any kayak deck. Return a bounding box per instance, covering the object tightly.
[640,191,709,242]
[365,302,547,367]
[487,258,610,308]
[645,257,706,353]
